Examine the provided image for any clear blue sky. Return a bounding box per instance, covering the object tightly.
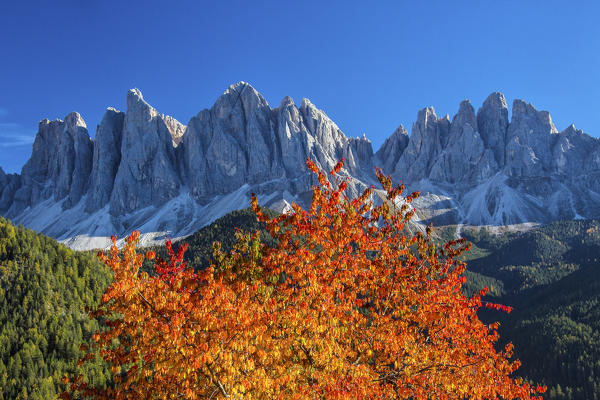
[1,1,599,173]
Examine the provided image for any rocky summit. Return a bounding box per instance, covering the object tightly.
[1,82,599,249]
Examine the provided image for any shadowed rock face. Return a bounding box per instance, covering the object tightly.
[505,99,559,177]
[2,82,600,249]
[477,92,509,166]
[0,167,20,212]
[85,108,124,213]
[375,124,409,175]
[63,112,94,209]
[7,113,93,214]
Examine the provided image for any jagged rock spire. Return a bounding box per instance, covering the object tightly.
[375,124,408,175]
[2,85,600,250]
[109,88,183,215]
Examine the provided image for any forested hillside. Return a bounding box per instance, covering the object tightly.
[0,209,278,399]
[143,208,278,271]
[0,218,111,400]
[464,220,600,400]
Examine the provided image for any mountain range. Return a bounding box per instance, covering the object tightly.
[1,82,600,250]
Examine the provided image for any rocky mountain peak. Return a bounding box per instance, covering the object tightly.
[300,97,315,113]
[562,124,581,136]
[394,124,408,137]
[227,80,253,92]
[457,99,474,114]
[7,111,94,212]
[279,96,294,108]
[390,106,449,182]
[375,124,409,175]
[217,81,269,115]
[511,99,558,133]
[3,84,600,250]
[447,100,476,145]
[428,98,494,184]
[506,99,559,176]
[85,107,124,212]
[127,87,144,101]
[482,92,508,110]
[477,92,509,166]
[416,106,437,125]
[63,113,93,208]
[65,112,87,129]
[125,90,186,147]
[452,100,477,132]
[126,88,158,119]
[512,98,535,116]
[298,97,346,151]
[110,89,182,215]
[163,115,186,147]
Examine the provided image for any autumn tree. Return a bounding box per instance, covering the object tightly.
[65,159,545,399]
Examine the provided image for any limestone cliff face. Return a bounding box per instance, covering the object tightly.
[375,125,408,176]
[85,108,124,212]
[7,113,93,214]
[376,94,600,226]
[109,89,183,216]
[183,82,281,203]
[505,99,559,177]
[0,167,20,213]
[428,100,496,184]
[391,107,450,183]
[2,82,600,249]
[182,82,373,204]
[477,92,509,167]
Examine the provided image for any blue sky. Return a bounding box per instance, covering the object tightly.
[0,1,599,173]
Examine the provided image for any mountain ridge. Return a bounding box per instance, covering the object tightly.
[1,82,599,249]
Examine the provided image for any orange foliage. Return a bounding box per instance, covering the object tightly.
[65,159,545,399]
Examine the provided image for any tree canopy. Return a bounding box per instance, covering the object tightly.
[66,160,544,399]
